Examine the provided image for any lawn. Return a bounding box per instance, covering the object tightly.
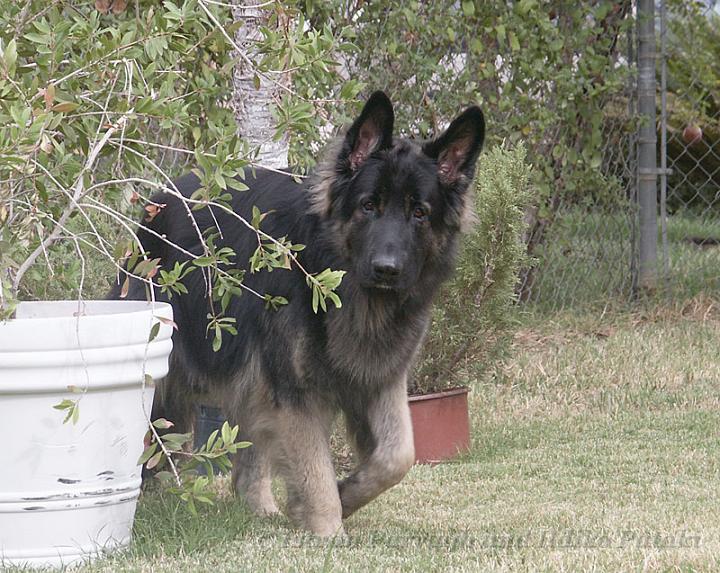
[71,301,720,573]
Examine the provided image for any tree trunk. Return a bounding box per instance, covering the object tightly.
[232,2,288,169]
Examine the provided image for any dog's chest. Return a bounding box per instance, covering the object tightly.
[323,297,429,385]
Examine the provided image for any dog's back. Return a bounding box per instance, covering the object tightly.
[112,167,330,382]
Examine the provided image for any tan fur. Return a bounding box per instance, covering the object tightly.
[223,360,281,517]
[339,377,415,517]
[219,354,343,536]
[273,401,343,537]
[306,138,343,217]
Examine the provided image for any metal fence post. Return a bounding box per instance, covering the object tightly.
[637,0,658,290]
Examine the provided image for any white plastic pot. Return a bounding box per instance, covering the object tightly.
[0,300,173,569]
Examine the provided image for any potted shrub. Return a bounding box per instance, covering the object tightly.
[0,2,237,566]
[409,144,532,464]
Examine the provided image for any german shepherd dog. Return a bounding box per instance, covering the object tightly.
[112,92,485,536]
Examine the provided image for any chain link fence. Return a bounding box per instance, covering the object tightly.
[521,0,720,312]
[518,15,639,312]
[660,0,720,298]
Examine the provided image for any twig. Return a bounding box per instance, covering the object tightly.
[82,198,267,301]
[12,116,128,292]
[109,137,307,178]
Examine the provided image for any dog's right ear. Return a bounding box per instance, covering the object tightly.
[339,91,394,172]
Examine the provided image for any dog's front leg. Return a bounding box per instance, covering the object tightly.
[340,378,415,518]
[273,400,344,537]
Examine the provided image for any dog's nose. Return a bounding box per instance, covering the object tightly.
[372,256,401,280]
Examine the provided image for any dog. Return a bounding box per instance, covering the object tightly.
[111,91,485,536]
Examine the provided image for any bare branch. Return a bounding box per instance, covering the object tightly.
[12,115,130,292]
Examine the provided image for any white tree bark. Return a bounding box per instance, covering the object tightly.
[232,2,289,169]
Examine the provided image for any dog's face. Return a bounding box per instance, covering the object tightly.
[328,92,485,293]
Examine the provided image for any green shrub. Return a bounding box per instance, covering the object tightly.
[0,1,353,320]
[411,143,532,395]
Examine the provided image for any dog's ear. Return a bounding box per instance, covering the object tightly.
[340,91,394,172]
[423,107,485,185]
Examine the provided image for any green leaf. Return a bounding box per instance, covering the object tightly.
[52,102,79,113]
[148,321,161,343]
[226,178,249,191]
[3,39,17,75]
[517,0,537,14]
[221,421,231,446]
[327,290,342,309]
[137,442,158,466]
[24,32,49,45]
[311,284,319,313]
[206,429,219,451]
[193,256,214,267]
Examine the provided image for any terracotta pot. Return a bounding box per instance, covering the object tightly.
[408,387,470,464]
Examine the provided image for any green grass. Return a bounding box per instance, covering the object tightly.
[67,309,720,572]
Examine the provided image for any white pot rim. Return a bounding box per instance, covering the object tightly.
[0,300,174,393]
[0,300,173,351]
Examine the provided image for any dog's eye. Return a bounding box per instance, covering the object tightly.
[413,206,427,220]
[362,200,376,212]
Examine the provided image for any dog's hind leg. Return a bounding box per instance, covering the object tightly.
[339,376,415,518]
[232,431,280,517]
[272,399,344,537]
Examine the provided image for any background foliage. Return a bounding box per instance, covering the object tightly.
[0,0,648,390]
[665,0,720,213]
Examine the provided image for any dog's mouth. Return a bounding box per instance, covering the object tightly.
[360,277,404,292]
[356,266,408,293]
[369,282,397,291]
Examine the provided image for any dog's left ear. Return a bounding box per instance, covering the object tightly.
[423,107,485,185]
[340,91,395,172]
